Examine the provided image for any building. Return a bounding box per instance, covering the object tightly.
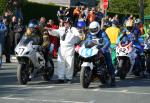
[28,0,96,7]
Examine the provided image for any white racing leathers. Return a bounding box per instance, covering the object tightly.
[48,27,80,80]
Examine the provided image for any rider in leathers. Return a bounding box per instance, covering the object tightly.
[85,21,116,86]
[25,19,53,68]
[25,19,43,45]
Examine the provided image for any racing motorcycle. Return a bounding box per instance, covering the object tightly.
[144,37,150,74]
[78,39,110,88]
[116,41,143,79]
[15,36,54,85]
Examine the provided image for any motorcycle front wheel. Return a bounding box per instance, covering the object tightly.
[17,64,29,85]
[118,59,127,80]
[80,67,92,88]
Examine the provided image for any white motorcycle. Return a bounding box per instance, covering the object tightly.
[15,36,54,85]
[78,39,110,88]
[116,41,142,79]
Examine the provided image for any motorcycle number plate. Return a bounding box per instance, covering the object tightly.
[118,47,127,53]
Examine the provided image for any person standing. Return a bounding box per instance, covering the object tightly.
[105,20,120,65]
[46,19,59,58]
[0,17,7,67]
[46,17,82,84]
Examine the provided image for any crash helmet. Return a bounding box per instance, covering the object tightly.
[77,20,86,29]
[89,21,100,35]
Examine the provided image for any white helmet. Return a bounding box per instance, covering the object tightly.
[89,21,100,35]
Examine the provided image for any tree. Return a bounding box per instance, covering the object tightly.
[0,0,7,15]
[107,0,139,15]
[144,0,150,15]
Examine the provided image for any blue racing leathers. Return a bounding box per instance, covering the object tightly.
[128,33,145,73]
[85,30,115,77]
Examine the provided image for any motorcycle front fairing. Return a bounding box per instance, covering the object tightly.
[79,40,99,70]
[15,36,45,69]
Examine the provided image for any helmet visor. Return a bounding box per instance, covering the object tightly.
[89,27,98,34]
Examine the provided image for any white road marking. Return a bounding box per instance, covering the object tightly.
[121,90,128,92]
[0,85,55,89]
[0,97,90,103]
[23,86,55,89]
[64,88,150,95]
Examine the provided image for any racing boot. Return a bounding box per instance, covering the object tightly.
[110,75,116,87]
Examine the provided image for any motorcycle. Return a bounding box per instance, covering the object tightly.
[78,39,110,88]
[144,37,150,74]
[15,36,54,85]
[116,41,143,79]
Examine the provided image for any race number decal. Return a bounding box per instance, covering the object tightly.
[81,48,93,57]
[18,48,25,54]
[119,48,126,53]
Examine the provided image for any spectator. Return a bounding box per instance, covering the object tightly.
[83,7,89,19]
[105,20,120,65]
[14,18,25,46]
[95,8,104,24]
[9,16,17,52]
[87,8,96,25]
[73,6,80,27]
[39,17,46,29]
[3,18,12,63]
[0,17,7,52]
[64,7,71,18]
[46,19,59,58]
[57,7,64,22]
[125,15,134,27]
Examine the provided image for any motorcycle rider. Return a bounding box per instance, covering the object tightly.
[25,19,43,45]
[47,17,82,84]
[86,21,116,86]
[25,19,52,68]
[118,28,145,76]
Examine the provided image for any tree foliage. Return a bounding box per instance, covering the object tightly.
[144,0,150,15]
[108,0,139,15]
[107,0,150,15]
[0,0,7,15]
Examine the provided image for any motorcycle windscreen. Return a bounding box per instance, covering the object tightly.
[15,36,34,56]
[79,46,98,58]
